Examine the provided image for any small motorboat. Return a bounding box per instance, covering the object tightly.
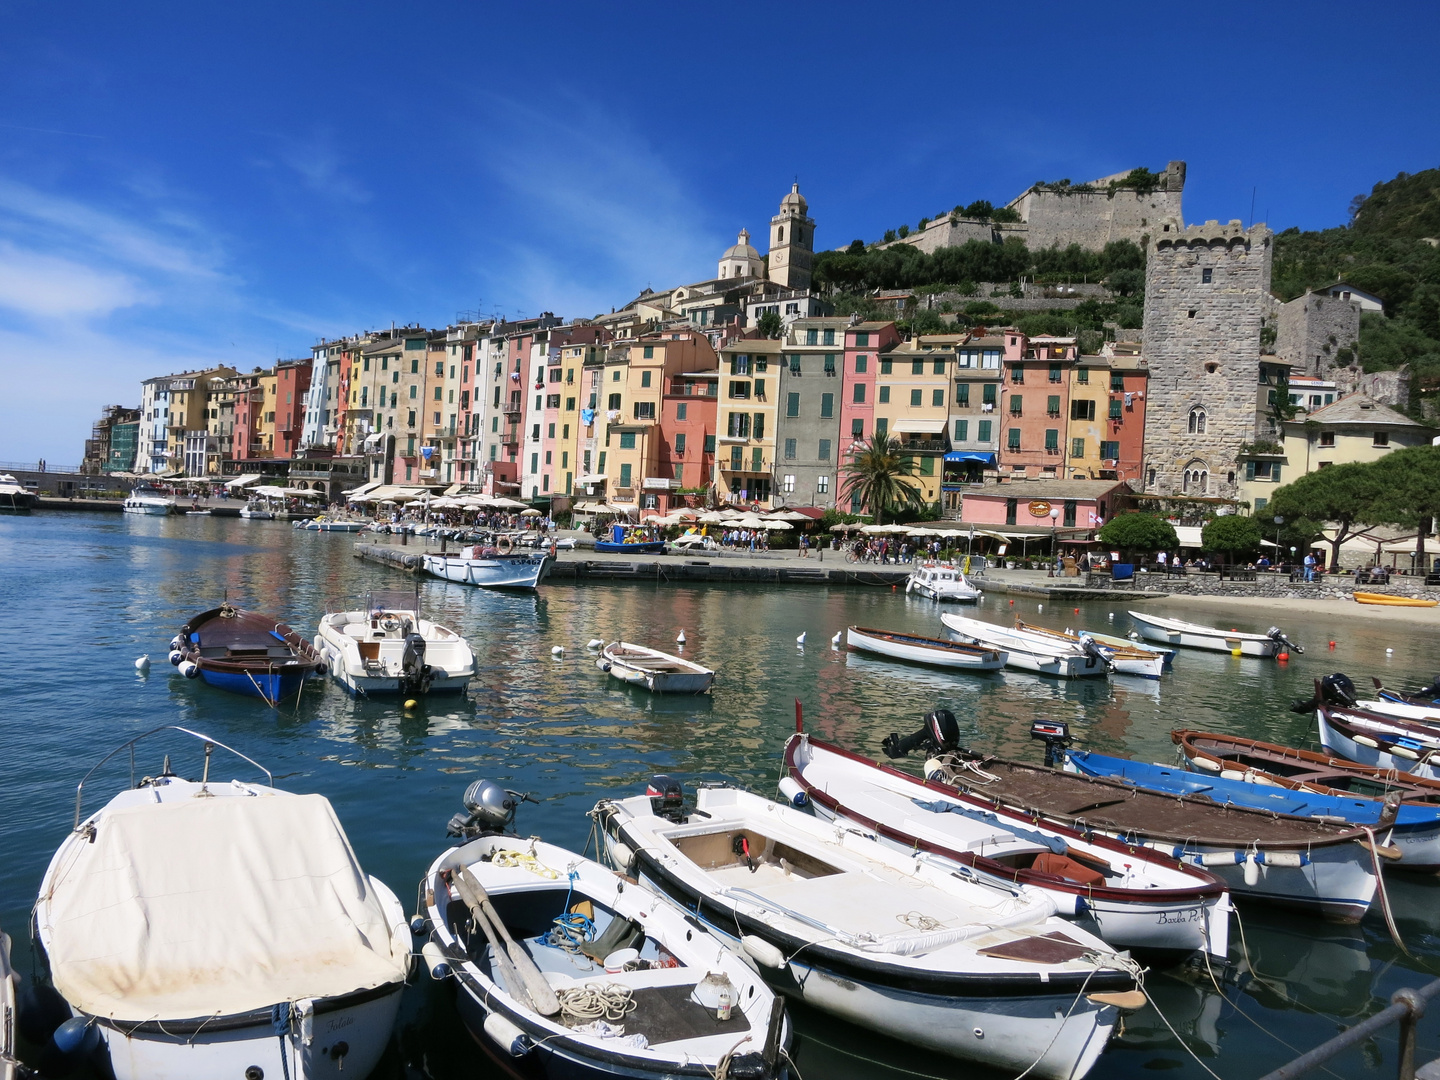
[598,642,714,694]
[593,523,667,555]
[1127,611,1301,657]
[595,782,1144,1080]
[844,625,1005,670]
[1084,629,1175,667]
[1354,592,1438,607]
[297,517,368,532]
[121,486,174,515]
[786,728,1231,959]
[422,780,791,1080]
[316,590,477,696]
[1015,621,1165,679]
[423,543,554,589]
[1067,748,1440,873]
[907,721,1387,923]
[0,473,38,512]
[34,726,412,1080]
[173,603,325,705]
[238,501,274,519]
[905,562,981,601]
[1370,674,1440,709]
[940,613,1108,679]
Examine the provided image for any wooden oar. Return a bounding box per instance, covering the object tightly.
[451,870,532,1009]
[457,867,561,1017]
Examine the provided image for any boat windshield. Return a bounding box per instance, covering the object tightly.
[366,588,420,616]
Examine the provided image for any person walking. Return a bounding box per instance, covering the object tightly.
[1303,551,1316,582]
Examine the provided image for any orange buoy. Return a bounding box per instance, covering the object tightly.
[1329,641,1336,649]
[1073,607,1079,614]
[1278,652,1289,662]
[1009,599,1015,606]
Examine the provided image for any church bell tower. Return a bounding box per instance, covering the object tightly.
[768,183,814,290]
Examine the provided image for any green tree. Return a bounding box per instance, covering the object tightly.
[840,436,924,525]
[757,311,783,339]
[1267,462,1385,570]
[1201,515,1262,564]
[1096,513,1179,558]
[963,200,994,220]
[1368,445,1440,567]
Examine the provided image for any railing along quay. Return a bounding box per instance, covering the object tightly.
[1258,977,1440,1080]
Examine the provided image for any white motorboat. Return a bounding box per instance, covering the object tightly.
[121,486,174,515]
[422,781,790,1080]
[845,625,1005,670]
[0,473,38,512]
[316,590,477,696]
[906,562,981,601]
[785,732,1230,959]
[940,613,1108,679]
[1015,621,1166,679]
[598,642,714,694]
[239,501,274,519]
[423,543,554,589]
[34,727,412,1080]
[595,784,1144,1080]
[296,517,368,532]
[1127,611,1301,658]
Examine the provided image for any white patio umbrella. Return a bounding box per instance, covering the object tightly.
[490,497,528,509]
[520,508,543,517]
[761,519,792,530]
[698,511,726,523]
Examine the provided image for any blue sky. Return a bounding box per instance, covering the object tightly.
[3,1,1439,465]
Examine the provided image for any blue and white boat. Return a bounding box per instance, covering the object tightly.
[593,523,667,555]
[173,604,325,705]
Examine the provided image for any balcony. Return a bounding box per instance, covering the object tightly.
[899,439,948,453]
[719,457,770,474]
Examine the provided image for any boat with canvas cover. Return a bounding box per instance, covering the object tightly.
[844,625,1005,670]
[906,722,1386,923]
[594,783,1145,1080]
[1126,611,1301,658]
[421,779,790,1080]
[598,642,714,694]
[422,542,554,589]
[33,727,411,1080]
[784,725,1230,959]
[940,613,1108,679]
[905,562,981,601]
[1014,620,1166,679]
[316,589,476,696]
[171,603,325,704]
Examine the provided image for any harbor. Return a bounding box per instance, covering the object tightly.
[5,509,1440,1080]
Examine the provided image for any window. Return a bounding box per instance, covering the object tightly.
[1107,399,1123,420]
[619,432,636,449]
[546,394,561,408]
[531,424,540,441]
[1319,431,1335,447]
[544,450,552,466]
[981,349,1000,369]
[753,414,764,439]
[1100,440,1120,460]
[704,434,715,453]
[1188,407,1206,434]
[620,463,632,486]
[729,355,750,375]
[1047,395,1060,417]
[782,474,795,492]
[910,389,922,407]
[911,360,924,375]
[672,465,683,484]
[1072,438,1085,458]
[754,378,765,398]
[608,393,622,411]
[1063,500,1076,528]
[1202,268,1213,283]
[1007,428,1021,450]
[643,346,654,359]
[823,328,835,346]
[613,370,621,381]
[805,329,818,345]
[932,389,945,407]
[1188,310,1197,319]
[818,439,831,460]
[954,419,968,442]
[855,355,868,373]
[674,433,686,455]
[634,402,655,420]
[1010,395,1023,416]
[784,438,797,460]
[727,413,750,438]
[565,396,575,410]
[819,393,834,418]
[1076,368,1089,384]
[786,392,800,417]
[977,419,992,443]
[956,383,970,406]
[1049,364,1061,383]
[1045,429,1059,452]
[530,452,538,472]
[823,354,836,375]
[919,456,934,476]
[875,418,887,438]
[1374,431,1390,447]
[547,422,555,438]
[730,446,742,469]
[853,384,865,404]
[878,386,891,404]
[641,371,651,388]
[729,381,751,399]
[1071,399,1095,420]
[1005,497,1017,525]
[1111,373,1125,391]
[881,359,893,375]
[851,418,864,438]
[409,385,417,399]
[982,384,997,406]
[411,358,419,374]
[817,475,829,494]
[855,331,870,347]
[1010,365,1024,384]
[548,368,561,383]
[788,354,801,373]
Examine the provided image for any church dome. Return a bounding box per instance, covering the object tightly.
[723,228,760,260]
[780,183,807,214]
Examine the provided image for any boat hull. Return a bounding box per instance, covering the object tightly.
[122,503,172,515]
[1355,592,1438,607]
[594,540,666,554]
[845,627,1005,670]
[422,552,553,589]
[1128,612,1279,657]
[197,666,312,701]
[940,615,1106,679]
[1317,710,1440,782]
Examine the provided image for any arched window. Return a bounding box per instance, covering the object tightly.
[1183,460,1209,494]
[1188,407,1207,435]
[777,226,785,243]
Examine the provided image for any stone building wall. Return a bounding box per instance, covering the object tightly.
[1141,219,1273,499]
[1010,162,1187,253]
[1275,291,1361,376]
[882,217,997,255]
[1335,366,1410,408]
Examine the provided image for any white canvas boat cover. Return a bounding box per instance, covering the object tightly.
[43,792,406,1022]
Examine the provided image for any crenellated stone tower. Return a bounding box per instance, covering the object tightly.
[768,183,814,290]
[1141,218,1273,499]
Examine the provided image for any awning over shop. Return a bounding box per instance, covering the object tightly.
[892,419,947,434]
[225,474,263,490]
[944,451,996,465]
[347,479,382,498]
[578,474,607,485]
[1173,526,1204,548]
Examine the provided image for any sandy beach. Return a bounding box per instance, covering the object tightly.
[1143,590,1440,626]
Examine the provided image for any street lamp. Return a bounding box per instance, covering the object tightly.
[1049,506,1060,576]
[1273,514,1284,557]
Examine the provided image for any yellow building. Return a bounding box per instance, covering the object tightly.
[876,335,957,505]
[717,339,783,507]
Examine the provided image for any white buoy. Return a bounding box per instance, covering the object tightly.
[1387,648,1395,654]
[796,632,806,646]
[1108,612,1115,620]
[551,645,564,655]
[676,630,687,645]
[831,631,842,645]
[1037,604,1043,613]
[587,639,603,650]
[134,655,150,673]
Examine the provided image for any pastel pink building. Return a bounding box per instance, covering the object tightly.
[839,321,899,512]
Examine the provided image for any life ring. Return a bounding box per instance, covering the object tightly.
[496,536,513,555]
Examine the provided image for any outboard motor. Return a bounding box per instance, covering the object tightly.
[447,779,535,838]
[1290,672,1358,714]
[1030,719,1072,768]
[400,632,432,696]
[882,708,961,759]
[1078,635,1113,670]
[646,774,686,822]
[1413,675,1440,703]
[1267,626,1305,654]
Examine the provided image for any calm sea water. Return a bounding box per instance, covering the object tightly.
[2,511,1439,1079]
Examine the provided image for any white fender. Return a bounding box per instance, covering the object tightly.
[178,660,200,679]
[1200,851,1242,867]
[1243,853,1260,887]
[1391,746,1421,760]
[1353,735,1381,749]
[1193,757,1221,772]
[168,649,184,666]
[483,1011,530,1056]
[610,841,635,872]
[421,941,451,980]
[1260,852,1305,868]
[741,934,786,969]
[777,776,809,808]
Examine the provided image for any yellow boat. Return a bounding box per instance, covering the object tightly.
[1354,591,1439,607]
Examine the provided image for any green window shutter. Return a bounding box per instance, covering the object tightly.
[956,383,970,406]
[641,371,651,387]
[912,360,924,375]
[1246,461,1256,480]
[1072,438,1085,458]
[1077,368,1088,384]
[705,434,716,453]
[620,432,636,449]
[853,384,865,403]
[919,456,934,475]
[977,420,991,442]
[932,389,944,407]
[1109,399,1123,419]
[753,414,764,440]
[789,354,800,373]
[752,447,763,471]
[1045,429,1058,451]
[982,384,997,405]
[823,354,836,374]
[1111,373,1124,390]
[1010,395,1022,415]
[786,392,800,417]
[620,463,632,486]
[1272,465,1281,483]
[954,419,968,442]
[643,346,654,359]
[818,439,830,460]
[755,378,765,398]
[784,438,796,459]
[879,386,890,404]
[820,393,834,418]
[881,360,892,374]
[875,418,888,438]
[1047,395,1060,416]
[730,446,741,468]
[910,389,922,407]
[1007,428,1020,450]
[855,355,867,373]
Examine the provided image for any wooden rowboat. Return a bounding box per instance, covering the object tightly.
[174,604,324,704]
[1014,621,1165,679]
[845,626,1005,670]
[1354,592,1438,607]
[598,641,714,694]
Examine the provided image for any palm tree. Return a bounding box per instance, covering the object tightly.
[840,435,923,525]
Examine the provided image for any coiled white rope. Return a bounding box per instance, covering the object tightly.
[558,982,636,1026]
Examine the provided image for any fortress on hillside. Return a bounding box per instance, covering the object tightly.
[882,161,1187,255]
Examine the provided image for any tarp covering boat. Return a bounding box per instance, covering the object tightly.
[42,791,409,1021]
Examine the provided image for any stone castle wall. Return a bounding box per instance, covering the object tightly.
[1142,220,1273,499]
[1335,366,1410,408]
[1275,291,1361,376]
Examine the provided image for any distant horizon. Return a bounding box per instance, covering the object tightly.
[3,0,1438,463]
